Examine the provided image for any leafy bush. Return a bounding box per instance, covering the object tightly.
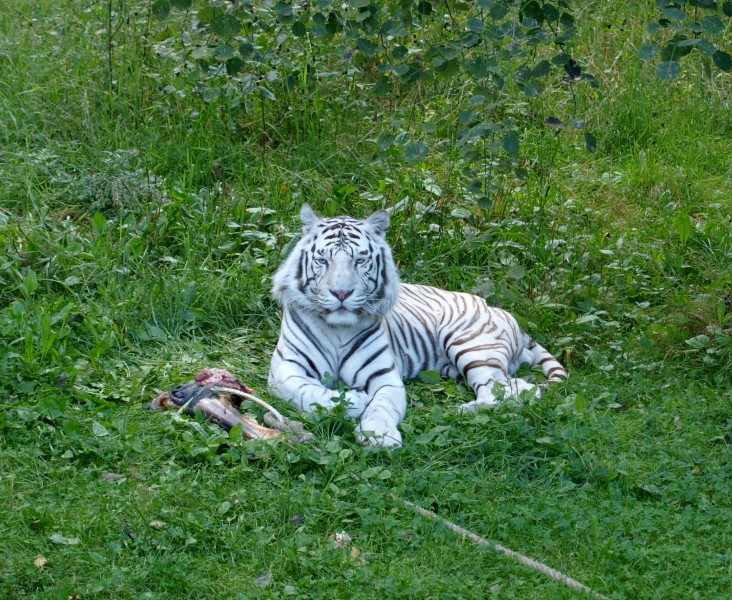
[152,0,597,210]
[641,0,732,79]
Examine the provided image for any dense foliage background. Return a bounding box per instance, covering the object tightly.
[1,1,731,598]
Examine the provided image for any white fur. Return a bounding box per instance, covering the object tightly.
[269,206,567,448]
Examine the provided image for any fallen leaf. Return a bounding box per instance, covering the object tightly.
[102,472,125,482]
[254,571,273,588]
[349,545,366,567]
[92,421,109,437]
[149,520,167,529]
[49,533,81,545]
[328,530,352,549]
[33,555,47,568]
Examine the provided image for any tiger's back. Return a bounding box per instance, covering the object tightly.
[386,284,566,406]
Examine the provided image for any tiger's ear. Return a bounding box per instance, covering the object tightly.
[367,210,390,237]
[300,204,320,233]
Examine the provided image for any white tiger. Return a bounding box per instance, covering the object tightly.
[269,205,567,447]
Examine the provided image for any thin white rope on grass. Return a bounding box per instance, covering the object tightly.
[393,495,609,599]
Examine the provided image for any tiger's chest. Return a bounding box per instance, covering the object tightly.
[287,310,397,388]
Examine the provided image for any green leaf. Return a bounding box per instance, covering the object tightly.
[197,6,217,23]
[656,61,681,80]
[506,264,525,280]
[227,57,246,75]
[502,130,519,157]
[418,370,442,384]
[696,39,716,56]
[214,44,235,61]
[373,75,392,96]
[50,533,81,545]
[23,269,39,295]
[639,43,659,61]
[462,57,489,78]
[435,58,460,78]
[211,14,242,37]
[685,334,709,349]
[361,466,382,479]
[477,196,492,211]
[258,86,276,101]
[712,50,732,71]
[376,135,394,151]
[661,41,693,61]
[585,131,597,152]
[417,1,433,16]
[676,38,701,47]
[662,6,686,22]
[724,2,732,17]
[415,429,438,444]
[542,4,559,22]
[675,210,691,247]
[638,483,662,497]
[92,211,107,234]
[521,0,543,21]
[394,131,411,145]
[202,87,220,102]
[701,15,724,35]
[382,19,408,37]
[490,3,509,19]
[403,141,429,164]
[392,45,408,60]
[467,17,485,33]
[274,2,293,17]
[531,60,551,78]
[292,19,307,37]
[356,38,380,56]
[170,0,192,8]
[152,0,170,19]
[229,423,243,443]
[92,421,109,437]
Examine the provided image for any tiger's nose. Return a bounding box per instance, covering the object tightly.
[330,289,354,302]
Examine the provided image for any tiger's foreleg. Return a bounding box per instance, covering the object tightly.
[268,354,372,418]
[355,382,406,448]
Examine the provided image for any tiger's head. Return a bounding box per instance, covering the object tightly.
[272,205,401,327]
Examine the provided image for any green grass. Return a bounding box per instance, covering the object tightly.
[1,1,732,598]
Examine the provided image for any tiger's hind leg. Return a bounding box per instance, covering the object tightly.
[458,372,540,412]
[448,328,541,412]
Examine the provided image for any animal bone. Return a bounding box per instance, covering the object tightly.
[147,369,312,443]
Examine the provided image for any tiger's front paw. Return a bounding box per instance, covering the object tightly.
[355,423,403,448]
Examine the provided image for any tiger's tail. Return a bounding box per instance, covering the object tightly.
[524,335,567,383]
